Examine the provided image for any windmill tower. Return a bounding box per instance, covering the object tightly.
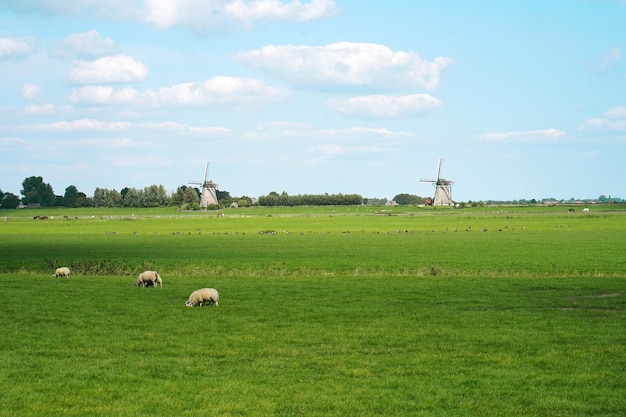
[420,158,454,206]
[189,162,219,208]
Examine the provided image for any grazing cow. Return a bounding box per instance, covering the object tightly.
[568,208,575,213]
[583,208,590,213]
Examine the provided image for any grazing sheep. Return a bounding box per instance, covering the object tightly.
[134,270,162,288]
[186,288,219,307]
[53,267,71,278]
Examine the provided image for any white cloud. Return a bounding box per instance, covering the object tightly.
[22,83,41,100]
[26,119,133,132]
[579,106,626,132]
[599,47,621,72]
[234,42,453,89]
[11,119,230,136]
[1,137,27,146]
[314,144,344,155]
[141,122,231,135]
[480,128,566,142]
[69,86,140,104]
[0,0,140,20]
[225,0,338,24]
[327,94,442,118]
[0,37,31,57]
[322,126,416,139]
[143,0,337,32]
[62,30,117,57]
[244,124,417,143]
[111,154,171,168]
[312,143,382,156]
[1,1,337,35]
[258,121,310,131]
[605,105,626,119]
[69,76,289,107]
[149,76,288,106]
[24,103,55,114]
[71,137,137,148]
[579,118,626,132]
[69,54,149,84]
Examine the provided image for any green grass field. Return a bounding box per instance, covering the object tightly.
[1,205,625,416]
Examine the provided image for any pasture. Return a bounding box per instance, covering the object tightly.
[1,205,625,416]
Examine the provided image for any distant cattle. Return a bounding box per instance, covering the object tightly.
[583,208,590,213]
[568,208,575,213]
[33,215,49,220]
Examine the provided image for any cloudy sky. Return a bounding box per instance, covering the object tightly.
[1,0,625,202]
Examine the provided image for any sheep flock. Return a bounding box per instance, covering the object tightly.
[51,267,219,308]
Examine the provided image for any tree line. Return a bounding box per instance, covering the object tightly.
[3,175,432,209]
[0,176,239,210]
[257,191,363,206]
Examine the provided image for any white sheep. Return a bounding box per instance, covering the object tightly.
[134,270,162,288]
[186,288,219,307]
[53,267,71,278]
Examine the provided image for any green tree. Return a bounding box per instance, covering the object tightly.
[122,188,141,208]
[20,176,55,206]
[172,186,200,208]
[75,192,92,207]
[63,185,79,208]
[183,187,199,205]
[392,193,421,205]
[238,196,253,207]
[216,189,232,206]
[93,188,122,208]
[171,187,184,206]
[258,191,363,206]
[142,184,169,207]
[1,191,20,209]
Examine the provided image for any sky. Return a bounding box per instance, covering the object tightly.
[1,0,625,202]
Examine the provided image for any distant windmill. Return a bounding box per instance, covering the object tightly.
[189,162,219,208]
[420,158,454,206]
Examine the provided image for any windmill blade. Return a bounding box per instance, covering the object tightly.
[437,158,443,180]
[203,162,210,183]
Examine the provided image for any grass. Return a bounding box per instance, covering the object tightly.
[1,204,625,277]
[1,275,624,416]
[1,204,625,415]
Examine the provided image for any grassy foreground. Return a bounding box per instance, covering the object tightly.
[0,205,625,416]
[1,275,624,416]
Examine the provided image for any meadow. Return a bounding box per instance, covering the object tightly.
[0,205,625,416]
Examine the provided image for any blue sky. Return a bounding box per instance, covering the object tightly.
[1,0,625,202]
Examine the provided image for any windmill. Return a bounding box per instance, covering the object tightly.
[420,158,454,206]
[189,162,219,208]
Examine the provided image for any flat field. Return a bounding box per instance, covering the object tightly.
[1,205,625,416]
